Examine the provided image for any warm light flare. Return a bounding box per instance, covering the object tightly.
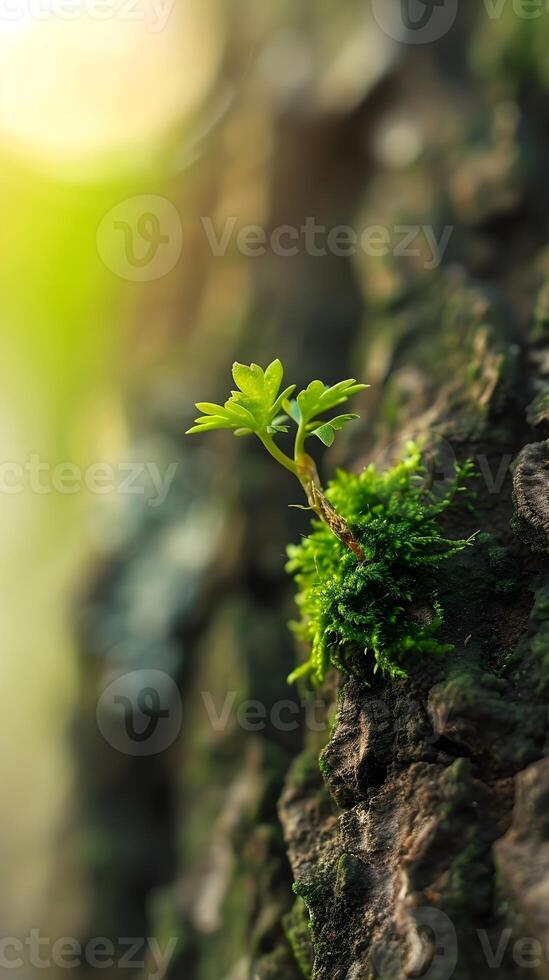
[0,0,223,177]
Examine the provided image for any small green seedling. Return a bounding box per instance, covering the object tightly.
[187,359,369,558]
[187,360,474,684]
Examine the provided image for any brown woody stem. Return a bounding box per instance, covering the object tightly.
[296,454,365,561]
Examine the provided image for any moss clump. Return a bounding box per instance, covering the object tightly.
[334,853,369,908]
[283,898,314,979]
[526,582,549,693]
[287,444,475,685]
[318,749,333,781]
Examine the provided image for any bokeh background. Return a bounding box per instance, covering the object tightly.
[1,0,547,976]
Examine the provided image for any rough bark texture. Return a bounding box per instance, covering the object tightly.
[74,3,549,979]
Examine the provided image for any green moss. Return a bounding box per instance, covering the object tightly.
[287,444,475,685]
[444,836,492,920]
[334,854,369,908]
[293,869,333,916]
[293,869,346,975]
[318,749,333,780]
[283,899,314,979]
[527,582,549,693]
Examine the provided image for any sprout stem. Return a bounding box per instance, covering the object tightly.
[259,434,298,476]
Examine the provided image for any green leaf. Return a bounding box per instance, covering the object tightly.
[195,402,232,417]
[296,380,326,422]
[284,399,301,424]
[230,359,287,429]
[312,424,336,446]
[231,361,263,397]
[316,381,369,415]
[295,379,369,426]
[188,360,296,438]
[328,413,359,430]
[186,417,235,434]
[310,413,360,446]
[223,400,255,426]
[187,362,367,452]
[307,413,359,433]
[272,386,297,416]
[264,358,284,401]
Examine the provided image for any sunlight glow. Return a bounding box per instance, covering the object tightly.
[0,0,223,177]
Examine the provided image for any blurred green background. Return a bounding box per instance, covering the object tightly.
[0,0,225,945]
[0,3,391,942]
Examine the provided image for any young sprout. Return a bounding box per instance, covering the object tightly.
[186,359,369,558]
[187,359,475,686]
